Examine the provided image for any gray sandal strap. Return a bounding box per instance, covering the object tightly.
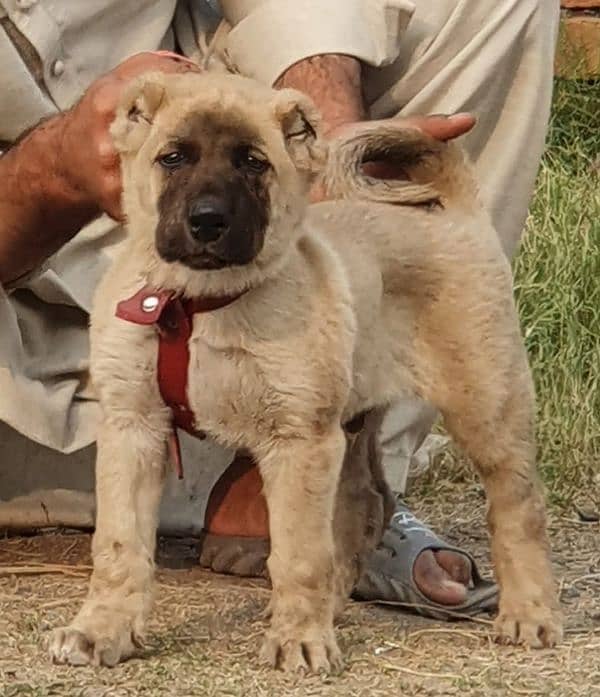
[353,503,498,620]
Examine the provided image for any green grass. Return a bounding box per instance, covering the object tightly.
[513,77,600,502]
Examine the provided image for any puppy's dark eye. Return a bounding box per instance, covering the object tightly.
[234,147,270,174]
[245,153,269,173]
[158,151,186,170]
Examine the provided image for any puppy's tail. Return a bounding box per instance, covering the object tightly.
[323,125,477,210]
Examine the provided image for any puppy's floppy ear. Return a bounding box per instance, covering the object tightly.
[272,89,327,177]
[110,73,168,154]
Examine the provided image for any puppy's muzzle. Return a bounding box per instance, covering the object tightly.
[155,171,269,271]
[187,196,230,245]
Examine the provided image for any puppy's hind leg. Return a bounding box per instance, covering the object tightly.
[332,408,393,612]
[49,415,169,667]
[416,278,562,648]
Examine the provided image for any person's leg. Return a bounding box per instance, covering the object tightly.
[374,0,560,485]
[378,397,437,495]
[0,422,97,530]
[366,0,560,257]
[201,416,484,611]
[199,1,559,613]
[357,0,560,608]
[0,222,235,541]
[3,0,559,615]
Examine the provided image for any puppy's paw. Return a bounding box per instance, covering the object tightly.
[259,623,343,674]
[494,600,563,648]
[49,611,142,667]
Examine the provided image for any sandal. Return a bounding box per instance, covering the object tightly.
[353,502,498,620]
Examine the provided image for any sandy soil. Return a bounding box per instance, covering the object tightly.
[1,486,598,697]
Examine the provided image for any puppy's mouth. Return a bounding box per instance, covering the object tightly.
[156,240,228,270]
[177,252,229,270]
[157,243,257,271]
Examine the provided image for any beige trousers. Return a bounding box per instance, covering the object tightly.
[375,0,559,493]
[0,0,559,529]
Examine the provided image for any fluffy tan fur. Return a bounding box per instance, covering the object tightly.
[49,72,562,673]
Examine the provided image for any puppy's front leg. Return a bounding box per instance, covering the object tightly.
[50,417,168,667]
[258,428,346,674]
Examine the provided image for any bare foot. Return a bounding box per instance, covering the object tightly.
[413,548,472,605]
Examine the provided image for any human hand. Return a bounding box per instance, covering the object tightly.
[275,55,474,203]
[311,113,476,202]
[58,51,200,220]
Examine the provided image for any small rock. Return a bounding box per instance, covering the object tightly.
[575,504,600,523]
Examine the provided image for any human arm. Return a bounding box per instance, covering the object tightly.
[0,51,198,284]
[217,2,474,196]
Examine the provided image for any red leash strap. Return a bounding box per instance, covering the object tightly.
[116,288,189,478]
[115,285,246,480]
[155,298,197,434]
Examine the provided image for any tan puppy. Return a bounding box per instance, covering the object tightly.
[49,72,562,673]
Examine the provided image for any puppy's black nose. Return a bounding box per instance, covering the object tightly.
[187,196,229,243]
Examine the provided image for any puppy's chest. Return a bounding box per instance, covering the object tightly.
[185,331,292,448]
[186,336,249,422]
[183,315,350,449]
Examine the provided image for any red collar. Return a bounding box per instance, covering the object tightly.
[115,285,246,478]
[115,286,245,326]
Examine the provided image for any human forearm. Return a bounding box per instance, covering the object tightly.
[0,116,99,284]
[276,55,365,133]
[276,55,475,204]
[0,51,199,285]
[220,0,413,88]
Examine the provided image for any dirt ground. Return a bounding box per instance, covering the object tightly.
[1,485,599,697]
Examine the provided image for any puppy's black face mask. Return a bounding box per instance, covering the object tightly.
[154,114,271,271]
